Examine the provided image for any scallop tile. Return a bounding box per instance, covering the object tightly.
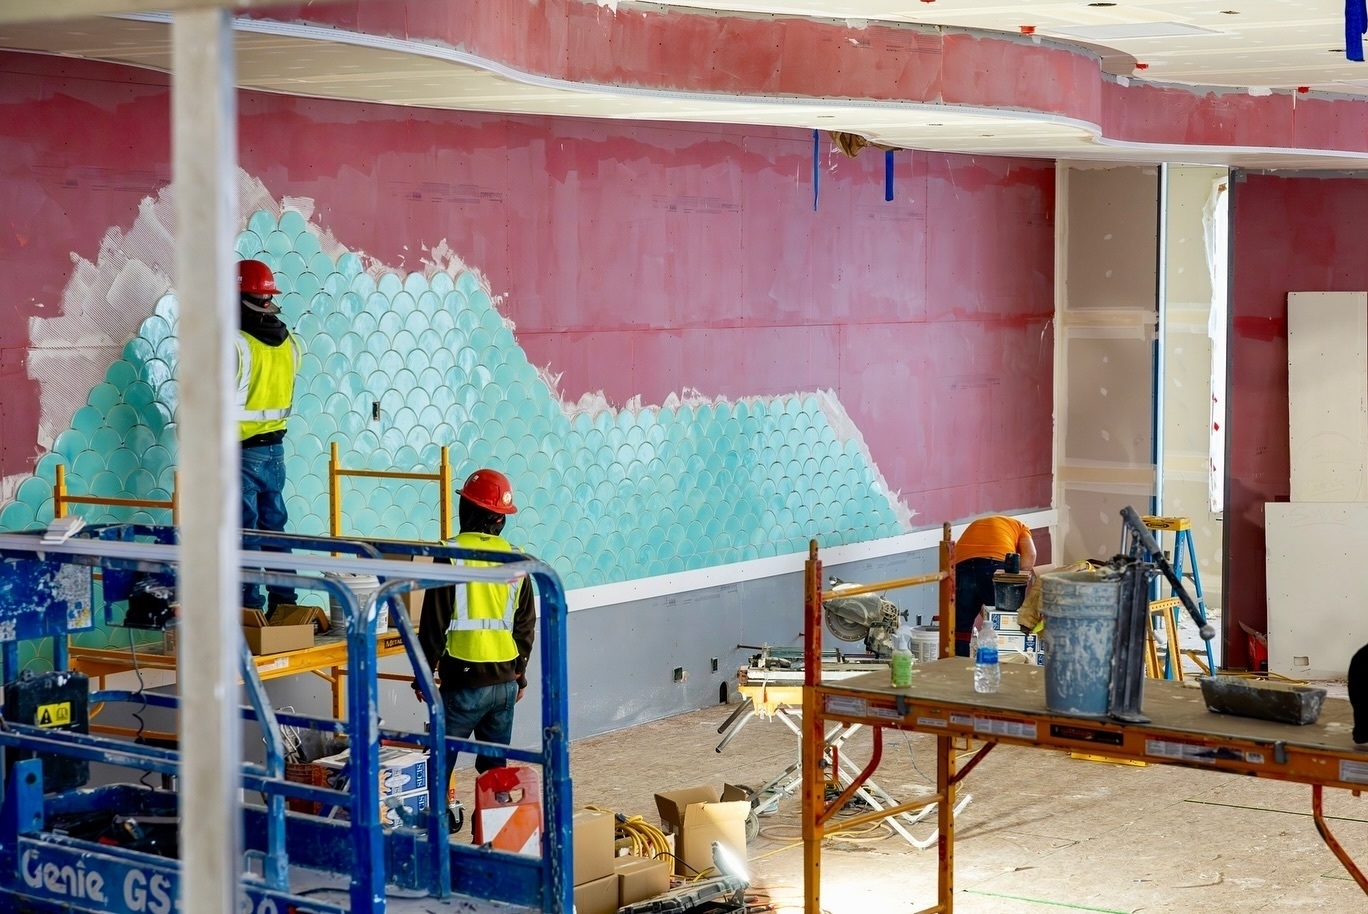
[245,210,276,238]
[139,355,172,394]
[416,329,444,355]
[349,271,377,299]
[468,437,493,465]
[311,413,340,442]
[335,291,364,318]
[432,304,458,336]
[333,251,361,278]
[0,501,36,532]
[294,234,322,269]
[364,370,390,396]
[330,371,364,400]
[260,230,292,260]
[430,348,456,379]
[390,368,418,397]
[235,231,264,261]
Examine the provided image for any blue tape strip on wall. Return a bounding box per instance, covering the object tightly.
[1348,0,1367,62]
[813,130,820,212]
[885,149,894,202]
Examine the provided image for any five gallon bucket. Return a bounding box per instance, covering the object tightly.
[1040,570,1120,717]
[908,625,940,664]
[325,572,385,634]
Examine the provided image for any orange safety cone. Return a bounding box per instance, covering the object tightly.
[473,765,542,855]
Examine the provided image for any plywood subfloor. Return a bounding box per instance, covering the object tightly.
[503,698,1368,913]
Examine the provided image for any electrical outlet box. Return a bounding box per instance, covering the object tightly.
[673,667,687,683]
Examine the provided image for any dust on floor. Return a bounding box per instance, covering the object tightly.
[525,703,1368,914]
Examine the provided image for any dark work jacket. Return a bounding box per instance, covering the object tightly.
[417,563,536,691]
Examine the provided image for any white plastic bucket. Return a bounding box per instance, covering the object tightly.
[908,626,940,664]
[325,572,385,634]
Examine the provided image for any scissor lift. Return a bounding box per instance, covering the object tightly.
[0,525,572,913]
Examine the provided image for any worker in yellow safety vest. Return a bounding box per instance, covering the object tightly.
[416,468,537,800]
[236,259,302,616]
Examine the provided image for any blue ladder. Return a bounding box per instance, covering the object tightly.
[1141,516,1216,678]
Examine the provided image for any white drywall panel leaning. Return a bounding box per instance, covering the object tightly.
[1265,501,1368,678]
[1287,291,1368,502]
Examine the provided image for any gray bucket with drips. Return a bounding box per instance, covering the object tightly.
[1040,569,1120,717]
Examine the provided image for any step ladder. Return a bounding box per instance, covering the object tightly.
[1123,515,1217,679]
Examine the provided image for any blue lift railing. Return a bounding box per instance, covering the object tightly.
[0,527,573,914]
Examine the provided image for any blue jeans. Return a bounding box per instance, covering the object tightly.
[241,443,296,611]
[955,557,1005,657]
[442,680,517,789]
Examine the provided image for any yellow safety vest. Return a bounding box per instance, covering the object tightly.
[444,532,521,663]
[235,332,300,441]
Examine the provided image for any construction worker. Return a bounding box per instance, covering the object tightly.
[237,259,301,615]
[953,514,1036,657]
[416,468,537,791]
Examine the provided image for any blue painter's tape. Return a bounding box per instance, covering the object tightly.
[1349,0,1367,62]
[885,149,895,202]
[813,130,820,212]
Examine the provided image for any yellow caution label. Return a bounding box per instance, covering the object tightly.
[35,702,72,728]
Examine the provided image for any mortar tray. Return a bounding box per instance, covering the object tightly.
[1199,675,1326,726]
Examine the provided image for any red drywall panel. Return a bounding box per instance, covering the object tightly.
[1226,173,1368,667]
[0,51,1054,530]
[941,31,1101,124]
[0,56,171,475]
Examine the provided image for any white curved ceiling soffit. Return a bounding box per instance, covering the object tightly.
[1,0,1366,168]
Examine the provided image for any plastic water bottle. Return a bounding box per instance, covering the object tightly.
[890,629,913,689]
[974,621,1001,693]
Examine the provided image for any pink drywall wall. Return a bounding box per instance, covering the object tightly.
[1226,172,1368,668]
[0,51,1053,527]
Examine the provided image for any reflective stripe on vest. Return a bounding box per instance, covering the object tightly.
[443,531,521,664]
[236,332,300,439]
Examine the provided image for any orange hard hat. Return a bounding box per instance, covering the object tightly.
[239,259,280,296]
[459,468,517,514]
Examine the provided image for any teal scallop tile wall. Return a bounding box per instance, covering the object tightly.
[2,208,903,609]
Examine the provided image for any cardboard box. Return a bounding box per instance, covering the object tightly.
[615,856,671,907]
[272,603,331,634]
[653,786,749,877]
[573,809,616,885]
[987,610,1019,632]
[241,609,315,655]
[381,552,435,622]
[325,786,431,828]
[313,746,430,799]
[571,874,618,914]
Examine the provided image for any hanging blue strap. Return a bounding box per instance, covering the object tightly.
[884,149,895,202]
[1349,0,1367,62]
[812,130,820,212]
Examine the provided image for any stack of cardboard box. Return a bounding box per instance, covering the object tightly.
[652,785,749,877]
[571,809,617,914]
[296,746,443,827]
[986,609,1045,665]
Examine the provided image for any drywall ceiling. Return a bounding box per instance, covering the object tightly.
[2,0,1367,167]
[664,0,1361,92]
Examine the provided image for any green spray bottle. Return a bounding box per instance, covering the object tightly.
[891,628,914,689]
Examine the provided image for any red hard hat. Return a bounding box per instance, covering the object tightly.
[459,469,517,514]
[239,259,280,296]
